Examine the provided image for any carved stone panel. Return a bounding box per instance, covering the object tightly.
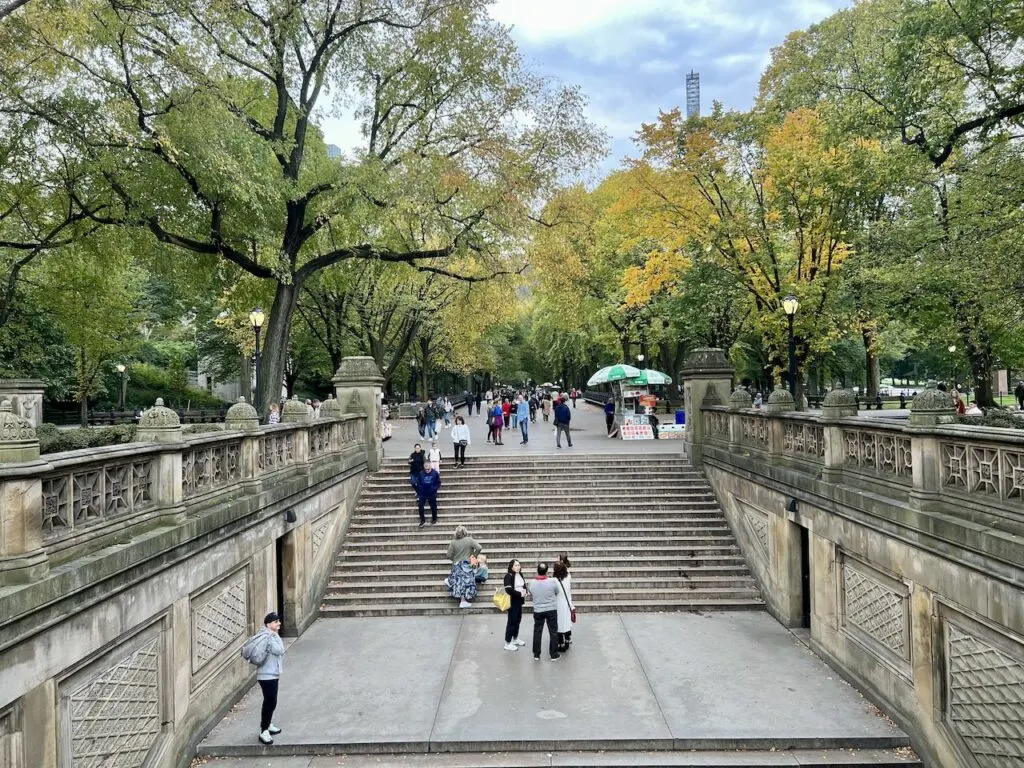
[0,707,20,768]
[191,570,248,674]
[946,618,1024,768]
[62,634,163,768]
[840,557,910,665]
[311,512,334,562]
[735,499,769,560]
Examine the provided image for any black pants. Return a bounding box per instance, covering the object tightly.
[505,597,523,643]
[606,414,614,434]
[453,443,466,464]
[533,609,559,658]
[418,494,437,523]
[258,678,278,731]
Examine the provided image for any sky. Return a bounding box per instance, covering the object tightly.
[320,0,852,176]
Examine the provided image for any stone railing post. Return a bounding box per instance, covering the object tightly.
[907,381,956,511]
[281,396,311,473]
[224,397,261,491]
[820,389,857,484]
[136,398,185,525]
[0,400,48,584]
[681,348,734,467]
[319,395,343,453]
[728,387,752,450]
[333,357,385,471]
[0,379,45,428]
[766,385,795,461]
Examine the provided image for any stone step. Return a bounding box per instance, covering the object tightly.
[344,526,733,541]
[381,454,692,465]
[193,747,921,767]
[341,537,740,554]
[375,465,701,477]
[356,501,720,515]
[332,564,755,578]
[365,476,709,487]
[360,486,717,498]
[348,518,731,532]
[326,576,760,594]
[335,553,751,569]
[319,596,766,617]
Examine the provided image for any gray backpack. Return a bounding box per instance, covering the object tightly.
[240,632,268,666]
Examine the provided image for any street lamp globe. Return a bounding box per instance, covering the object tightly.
[637,354,645,363]
[948,344,957,354]
[116,363,126,374]
[249,307,266,330]
[782,295,800,316]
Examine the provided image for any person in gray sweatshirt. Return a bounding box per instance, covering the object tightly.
[529,563,563,660]
[254,612,286,744]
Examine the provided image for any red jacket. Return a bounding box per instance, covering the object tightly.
[502,402,511,416]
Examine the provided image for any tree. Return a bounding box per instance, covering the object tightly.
[5,0,604,416]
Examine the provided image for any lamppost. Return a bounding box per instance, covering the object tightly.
[116,363,127,411]
[249,307,265,404]
[948,344,957,388]
[637,353,645,367]
[782,295,800,399]
[410,359,418,402]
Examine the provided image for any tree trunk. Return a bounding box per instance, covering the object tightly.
[863,327,880,400]
[78,348,89,428]
[256,282,298,417]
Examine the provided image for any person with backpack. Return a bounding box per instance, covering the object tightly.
[240,612,286,745]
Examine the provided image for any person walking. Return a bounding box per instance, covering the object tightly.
[553,560,575,652]
[503,559,527,650]
[1016,381,1024,410]
[529,563,562,660]
[417,460,441,527]
[443,397,453,428]
[541,395,552,423]
[425,400,438,439]
[408,444,425,493]
[451,415,471,467]
[492,400,505,445]
[517,396,530,444]
[529,393,538,423]
[553,397,573,448]
[416,405,427,438]
[570,388,578,408]
[427,440,443,474]
[604,397,615,435]
[501,397,511,429]
[242,611,286,745]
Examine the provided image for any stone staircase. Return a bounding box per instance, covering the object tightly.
[322,453,764,617]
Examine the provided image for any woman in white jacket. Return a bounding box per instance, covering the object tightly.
[553,559,575,652]
[450,415,471,468]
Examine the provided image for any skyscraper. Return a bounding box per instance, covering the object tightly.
[686,71,700,119]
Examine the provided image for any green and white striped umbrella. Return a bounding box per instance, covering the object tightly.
[587,364,643,386]
[627,368,673,386]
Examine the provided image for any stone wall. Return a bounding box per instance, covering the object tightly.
[696,403,1024,768]
[0,359,385,768]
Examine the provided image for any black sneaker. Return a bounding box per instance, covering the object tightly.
[533,655,540,661]
[550,654,561,661]
[418,522,425,528]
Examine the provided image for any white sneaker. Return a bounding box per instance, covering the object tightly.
[504,642,518,651]
[267,724,282,735]
[459,599,471,608]
[258,730,273,745]
[514,638,525,646]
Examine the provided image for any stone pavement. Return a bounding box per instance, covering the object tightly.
[198,612,907,757]
[385,401,685,459]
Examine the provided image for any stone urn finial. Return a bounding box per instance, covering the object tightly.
[728,386,753,411]
[319,394,342,420]
[0,399,39,463]
[821,388,858,420]
[282,394,310,424]
[766,384,796,413]
[224,396,259,431]
[910,380,957,426]
[137,397,183,443]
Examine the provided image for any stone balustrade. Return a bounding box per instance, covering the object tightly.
[0,405,367,582]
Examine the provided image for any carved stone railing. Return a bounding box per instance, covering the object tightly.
[781,417,826,463]
[40,446,161,544]
[840,423,913,484]
[935,428,1024,511]
[0,411,370,574]
[738,413,770,450]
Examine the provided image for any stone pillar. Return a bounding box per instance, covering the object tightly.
[727,387,752,451]
[820,389,857,484]
[333,357,385,471]
[224,398,261,491]
[680,348,734,467]
[319,396,343,454]
[136,399,185,524]
[0,401,49,585]
[766,385,795,461]
[908,382,955,511]
[0,379,45,428]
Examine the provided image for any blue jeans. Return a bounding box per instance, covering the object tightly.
[427,420,436,438]
[520,420,528,442]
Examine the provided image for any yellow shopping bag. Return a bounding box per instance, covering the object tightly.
[492,590,510,612]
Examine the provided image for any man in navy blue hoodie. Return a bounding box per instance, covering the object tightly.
[417,460,442,527]
[553,398,573,448]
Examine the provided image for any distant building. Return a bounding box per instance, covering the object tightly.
[686,71,700,119]
[326,143,342,158]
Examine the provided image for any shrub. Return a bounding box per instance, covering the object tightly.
[184,424,223,435]
[957,409,1024,430]
[39,424,138,455]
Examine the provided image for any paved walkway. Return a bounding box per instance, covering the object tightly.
[199,612,906,756]
[385,401,685,459]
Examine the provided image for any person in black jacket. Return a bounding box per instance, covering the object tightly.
[503,559,527,651]
[408,444,425,493]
